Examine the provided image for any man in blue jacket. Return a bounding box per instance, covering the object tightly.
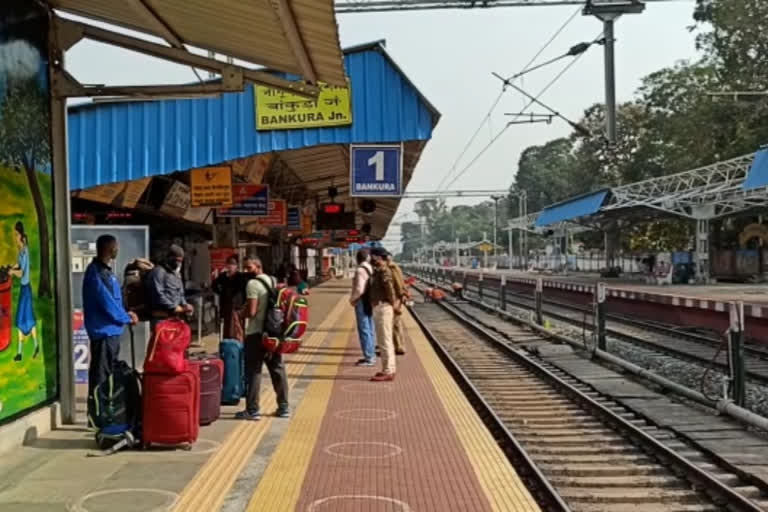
[82,235,138,421]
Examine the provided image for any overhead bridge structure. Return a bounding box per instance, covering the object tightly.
[506,150,768,282]
[335,0,681,13]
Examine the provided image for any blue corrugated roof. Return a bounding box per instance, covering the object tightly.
[67,41,440,190]
[743,149,768,190]
[535,190,609,227]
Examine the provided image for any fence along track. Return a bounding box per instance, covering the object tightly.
[408,285,766,512]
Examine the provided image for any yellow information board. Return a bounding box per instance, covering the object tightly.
[190,166,232,207]
[255,83,352,131]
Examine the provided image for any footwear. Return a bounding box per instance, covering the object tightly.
[13,354,21,362]
[370,373,395,382]
[33,346,39,359]
[356,358,376,367]
[235,410,261,421]
[276,408,290,418]
[395,349,406,356]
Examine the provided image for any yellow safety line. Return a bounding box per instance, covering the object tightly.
[405,311,542,512]
[245,307,354,511]
[172,295,349,512]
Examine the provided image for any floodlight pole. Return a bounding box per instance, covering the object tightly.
[583,1,645,143]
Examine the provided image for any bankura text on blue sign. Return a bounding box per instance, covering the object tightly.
[350,144,402,197]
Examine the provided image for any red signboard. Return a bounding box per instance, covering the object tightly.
[210,248,237,274]
[256,199,287,226]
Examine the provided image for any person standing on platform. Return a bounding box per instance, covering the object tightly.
[146,245,193,331]
[82,235,138,425]
[368,247,398,382]
[237,255,289,420]
[211,254,247,341]
[350,249,375,367]
[386,252,408,356]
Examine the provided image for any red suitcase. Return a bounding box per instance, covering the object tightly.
[189,357,223,426]
[142,370,200,449]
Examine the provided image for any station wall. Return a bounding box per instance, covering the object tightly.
[0,2,58,423]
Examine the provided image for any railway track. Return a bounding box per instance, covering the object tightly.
[417,270,768,386]
[408,284,768,512]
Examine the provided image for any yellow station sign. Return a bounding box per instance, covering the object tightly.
[190,166,233,207]
[255,83,352,131]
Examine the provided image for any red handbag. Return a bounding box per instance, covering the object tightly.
[144,318,191,374]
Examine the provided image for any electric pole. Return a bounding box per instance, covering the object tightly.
[583,0,645,143]
[491,195,504,266]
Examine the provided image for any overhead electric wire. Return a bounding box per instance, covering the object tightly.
[434,5,582,192]
[443,33,600,190]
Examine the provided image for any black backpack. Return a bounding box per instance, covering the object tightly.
[360,265,373,316]
[87,360,142,456]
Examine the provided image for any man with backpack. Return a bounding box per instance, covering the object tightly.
[369,247,398,381]
[83,235,139,425]
[350,249,375,366]
[236,255,289,420]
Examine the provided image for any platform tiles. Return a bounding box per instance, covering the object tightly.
[233,309,540,512]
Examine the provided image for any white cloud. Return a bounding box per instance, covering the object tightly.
[0,39,41,80]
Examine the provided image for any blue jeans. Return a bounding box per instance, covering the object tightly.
[354,301,376,361]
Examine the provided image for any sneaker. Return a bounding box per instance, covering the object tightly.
[371,373,395,382]
[235,410,261,421]
[276,408,290,418]
[395,349,406,356]
[356,359,376,367]
[33,346,39,359]
[355,358,368,365]
[13,354,21,362]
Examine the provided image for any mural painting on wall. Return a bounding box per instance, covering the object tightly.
[0,2,58,422]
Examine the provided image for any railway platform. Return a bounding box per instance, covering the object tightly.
[413,265,768,342]
[0,280,540,512]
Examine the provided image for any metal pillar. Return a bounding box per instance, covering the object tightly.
[478,272,484,300]
[507,229,513,270]
[696,218,711,283]
[728,302,746,407]
[49,35,76,424]
[596,282,607,351]
[500,275,506,310]
[455,238,460,268]
[602,18,617,143]
[535,278,544,325]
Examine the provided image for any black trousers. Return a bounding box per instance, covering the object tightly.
[87,335,121,422]
[245,333,288,413]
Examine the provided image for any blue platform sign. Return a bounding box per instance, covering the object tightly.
[287,206,301,231]
[218,184,268,217]
[350,144,403,197]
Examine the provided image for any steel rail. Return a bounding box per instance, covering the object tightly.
[407,303,571,512]
[411,283,764,512]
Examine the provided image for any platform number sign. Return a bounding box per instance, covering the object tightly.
[350,144,403,197]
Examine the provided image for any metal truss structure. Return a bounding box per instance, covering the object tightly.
[503,151,767,282]
[335,0,679,13]
[604,153,761,220]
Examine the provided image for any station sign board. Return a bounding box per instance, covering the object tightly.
[72,310,89,384]
[255,199,287,226]
[287,206,302,231]
[190,166,232,207]
[350,144,403,197]
[159,181,191,217]
[255,82,352,131]
[218,184,268,217]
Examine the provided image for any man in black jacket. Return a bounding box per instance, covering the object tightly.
[146,245,193,328]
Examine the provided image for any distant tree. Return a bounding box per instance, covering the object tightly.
[0,79,52,298]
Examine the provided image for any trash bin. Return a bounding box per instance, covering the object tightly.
[0,276,12,352]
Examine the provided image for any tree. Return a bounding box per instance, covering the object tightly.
[0,79,53,298]
[511,138,580,212]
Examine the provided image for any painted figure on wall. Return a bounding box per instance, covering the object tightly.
[11,221,39,361]
[0,1,57,422]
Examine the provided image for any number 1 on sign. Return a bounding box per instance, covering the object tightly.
[368,151,384,181]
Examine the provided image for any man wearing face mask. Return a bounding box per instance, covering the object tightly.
[212,255,248,341]
[146,244,193,328]
[82,235,138,424]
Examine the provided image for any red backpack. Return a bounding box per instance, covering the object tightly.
[144,318,191,374]
[258,277,309,354]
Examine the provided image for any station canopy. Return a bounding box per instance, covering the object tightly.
[68,41,440,239]
[49,0,347,86]
[511,150,768,234]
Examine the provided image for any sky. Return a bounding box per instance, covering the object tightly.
[64,2,702,251]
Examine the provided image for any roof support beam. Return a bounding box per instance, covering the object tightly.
[53,17,319,96]
[126,0,185,48]
[270,0,319,84]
